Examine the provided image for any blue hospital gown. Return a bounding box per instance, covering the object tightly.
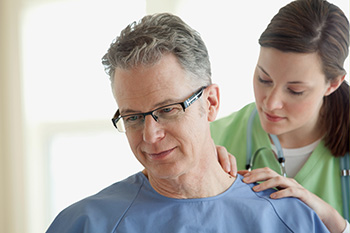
[46,173,329,233]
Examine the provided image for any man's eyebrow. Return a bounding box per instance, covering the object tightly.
[120,98,180,115]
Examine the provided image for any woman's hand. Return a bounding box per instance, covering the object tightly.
[216,145,237,177]
[240,167,347,233]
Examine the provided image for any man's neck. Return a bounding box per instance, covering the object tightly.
[142,162,235,199]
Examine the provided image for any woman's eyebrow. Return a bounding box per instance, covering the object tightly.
[257,65,271,77]
[288,81,306,84]
[257,65,306,85]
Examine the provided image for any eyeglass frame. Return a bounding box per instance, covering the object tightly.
[112,86,207,133]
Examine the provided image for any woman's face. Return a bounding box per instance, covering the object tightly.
[253,47,335,144]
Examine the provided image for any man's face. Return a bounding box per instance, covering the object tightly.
[112,54,211,180]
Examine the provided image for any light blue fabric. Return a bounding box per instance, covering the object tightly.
[46,172,329,233]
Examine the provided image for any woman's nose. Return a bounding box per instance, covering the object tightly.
[264,88,283,111]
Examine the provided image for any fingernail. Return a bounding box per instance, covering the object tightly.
[270,193,276,199]
[253,185,260,191]
[225,165,231,172]
[244,172,251,177]
[243,177,250,182]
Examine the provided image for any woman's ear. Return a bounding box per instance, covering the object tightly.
[205,84,220,122]
[325,75,346,96]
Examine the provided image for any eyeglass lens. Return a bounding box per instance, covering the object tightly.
[118,103,185,132]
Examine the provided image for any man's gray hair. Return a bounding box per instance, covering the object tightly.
[102,13,212,87]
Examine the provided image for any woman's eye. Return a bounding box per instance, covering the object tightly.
[258,76,272,84]
[288,89,304,96]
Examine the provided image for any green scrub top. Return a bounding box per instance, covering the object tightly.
[210,102,347,218]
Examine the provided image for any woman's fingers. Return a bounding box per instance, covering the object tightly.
[241,167,303,194]
[269,186,304,199]
[237,170,249,176]
[242,167,279,183]
[227,152,237,177]
[216,145,237,177]
[251,176,295,192]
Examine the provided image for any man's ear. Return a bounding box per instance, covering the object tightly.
[325,75,346,96]
[205,84,220,122]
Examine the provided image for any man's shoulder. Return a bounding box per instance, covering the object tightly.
[79,172,144,208]
[253,185,329,232]
[95,172,145,199]
[231,175,329,232]
[46,172,145,233]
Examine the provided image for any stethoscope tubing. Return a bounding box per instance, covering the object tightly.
[246,106,349,220]
[246,108,286,176]
[340,153,350,220]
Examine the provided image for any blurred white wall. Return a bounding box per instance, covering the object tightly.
[0,0,349,233]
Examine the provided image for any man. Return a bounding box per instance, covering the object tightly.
[46,13,328,232]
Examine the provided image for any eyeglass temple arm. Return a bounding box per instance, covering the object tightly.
[184,87,205,108]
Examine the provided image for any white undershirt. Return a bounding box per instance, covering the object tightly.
[271,139,322,178]
[343,221,350,233]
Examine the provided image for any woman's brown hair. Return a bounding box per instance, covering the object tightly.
[259,0,349,157]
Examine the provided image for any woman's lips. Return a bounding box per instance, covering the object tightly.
[265,112,285,122]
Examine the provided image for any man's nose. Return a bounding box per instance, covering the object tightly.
[142,114,165,144]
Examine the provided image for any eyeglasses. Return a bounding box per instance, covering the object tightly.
[112,87,206,133]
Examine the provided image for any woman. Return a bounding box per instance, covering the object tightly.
[212,0,349,232]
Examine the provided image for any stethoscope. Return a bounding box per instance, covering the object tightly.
[245,107,350,220]
[245,107,287,177]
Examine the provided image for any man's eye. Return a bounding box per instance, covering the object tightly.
[159,105,182,115]
[125,115,140,122]
[161,107,174,113]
